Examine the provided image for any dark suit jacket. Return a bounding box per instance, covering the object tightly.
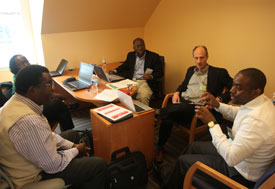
[177,65,233,103]
[115,50,163,95]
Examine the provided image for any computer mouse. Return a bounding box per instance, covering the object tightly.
[64,77,76,83]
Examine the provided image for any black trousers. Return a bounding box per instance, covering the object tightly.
[158,100,196,147]
[43,98,74,131]
[157,99,224,147]
[166,142,255,189]
[41,130,107,189]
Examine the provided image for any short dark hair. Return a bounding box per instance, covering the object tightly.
[192,46,208,57]
[15,65,49,95]
[133,38,144,45]
[239,68,266,94]
[9,54,22,74]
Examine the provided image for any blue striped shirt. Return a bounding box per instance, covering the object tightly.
[8,93,78,174]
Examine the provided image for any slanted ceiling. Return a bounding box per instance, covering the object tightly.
[41,0,160,34]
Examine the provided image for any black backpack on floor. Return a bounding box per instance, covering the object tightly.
[107,147,148,189]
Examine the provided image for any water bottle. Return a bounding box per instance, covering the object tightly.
[271,92,275,105]
[91,79,98,94]
[102,58,107,72]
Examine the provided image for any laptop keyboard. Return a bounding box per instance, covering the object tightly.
[134,104,145,112]
[107,74,123,81]
[70,81,89,88]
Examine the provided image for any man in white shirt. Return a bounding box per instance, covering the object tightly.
[165,68,275,188]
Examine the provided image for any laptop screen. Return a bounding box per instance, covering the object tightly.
[79,62,94,84]
[56,59,68,74]
[93,65,109,82]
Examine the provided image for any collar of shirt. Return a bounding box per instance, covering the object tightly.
[240,94,265,110]
[135,51,146,60]
[194,65,209,75]
[14,93,43,115]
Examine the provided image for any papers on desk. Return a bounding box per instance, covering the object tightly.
[95,103,133,123]
[106,79,137,89]
[94,89,118,102]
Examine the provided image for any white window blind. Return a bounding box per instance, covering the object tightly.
[0,0,36,69]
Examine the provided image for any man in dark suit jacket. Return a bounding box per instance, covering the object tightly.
[111,38,163,105]
[155,46,233,162]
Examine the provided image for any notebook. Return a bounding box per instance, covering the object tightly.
[65,62,94,91]
[117,90,152,113]
[94,65,124,82]
[49,59,68,77]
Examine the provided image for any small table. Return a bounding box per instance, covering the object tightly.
[90,106,155,168]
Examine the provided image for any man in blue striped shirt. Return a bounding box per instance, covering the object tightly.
[0,65,107,188]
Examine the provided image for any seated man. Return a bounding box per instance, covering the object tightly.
[164,68,275,188]
[155,46,233,162]
[0,65,107,188]
[110,38,163,105]
[9,54,75,131]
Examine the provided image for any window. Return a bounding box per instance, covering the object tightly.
[0,0,36,69]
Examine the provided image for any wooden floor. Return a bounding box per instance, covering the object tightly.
[55,108,212,189]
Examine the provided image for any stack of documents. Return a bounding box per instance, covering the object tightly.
[106,79,137,89]
[94,103,133,123]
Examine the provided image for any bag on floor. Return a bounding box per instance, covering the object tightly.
[107,147,148,189]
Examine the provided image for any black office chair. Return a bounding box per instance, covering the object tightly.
[149,56,165,109]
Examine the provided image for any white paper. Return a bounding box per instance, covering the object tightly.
[145,68,153,75]
[106,79,137,89]
[94,103,132,122]
[95,89,118,102]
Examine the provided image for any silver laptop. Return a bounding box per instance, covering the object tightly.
[66,62,94,91]
[117,90,152,113]
[94,65,124,82]
[49,59,68,77]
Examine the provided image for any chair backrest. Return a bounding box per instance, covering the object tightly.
[159,56,165,97]
[184,161,275,189]
[0,81,13,107]
[253,162,275,188]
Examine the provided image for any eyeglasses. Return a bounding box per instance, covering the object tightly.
[36,81,54,88]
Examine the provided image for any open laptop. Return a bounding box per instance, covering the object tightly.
[117,90,152,113]
[49,59,68,77]
[94,65,124,82]
[65,62,94,91]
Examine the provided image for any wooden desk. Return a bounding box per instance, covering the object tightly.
[52,65,135,106]
[90,107,155,168]
[53,69,109,105]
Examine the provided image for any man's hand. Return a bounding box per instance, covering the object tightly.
[74,143,91,157]
[172,92,181,103]
[194,106,216,124]
[143,74,152,80]
[201,92,220,108]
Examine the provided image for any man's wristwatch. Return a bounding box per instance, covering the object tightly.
[208,121,218,128]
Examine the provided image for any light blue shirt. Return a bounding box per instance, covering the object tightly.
[133,52,146,80]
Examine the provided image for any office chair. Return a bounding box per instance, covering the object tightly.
[184,161,275,189]
[149,56,165,109]
[0,167,65,189]
[161,93,208,144]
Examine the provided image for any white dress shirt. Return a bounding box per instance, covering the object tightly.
[210,94,275,182]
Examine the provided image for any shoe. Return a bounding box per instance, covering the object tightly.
[151,160,164,186]
[152,160,174,189]
[154,147,163,163]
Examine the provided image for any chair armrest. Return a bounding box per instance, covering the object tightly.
[22,178,65,189]
[259,174,275,189]
[184,161,247,189]
[161,93,174,108]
